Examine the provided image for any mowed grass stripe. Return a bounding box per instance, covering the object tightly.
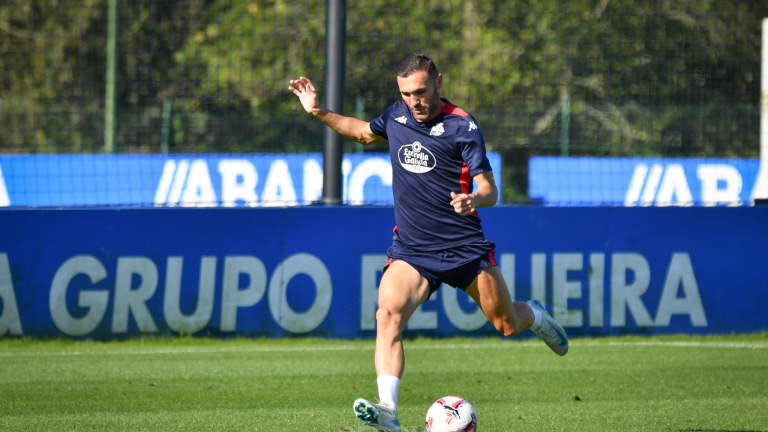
[0,335,765,431]
[0,339,765,357]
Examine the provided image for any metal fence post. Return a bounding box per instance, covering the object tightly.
[754,18,768,203]
[104,0,118,153]
[322,0,346,204]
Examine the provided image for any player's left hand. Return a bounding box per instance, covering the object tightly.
[450,191,475,216]
[288,77,320,114]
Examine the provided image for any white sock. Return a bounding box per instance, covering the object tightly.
[377,375,400,410]
[530,305,543,331]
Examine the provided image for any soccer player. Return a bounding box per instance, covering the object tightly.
[288,53,568,432]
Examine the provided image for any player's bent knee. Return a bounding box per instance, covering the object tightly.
[376,307,403,331]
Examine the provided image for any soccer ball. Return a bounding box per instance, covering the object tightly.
[425,396,478,432]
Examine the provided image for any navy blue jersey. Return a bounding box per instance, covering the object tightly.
[370,99,493,251]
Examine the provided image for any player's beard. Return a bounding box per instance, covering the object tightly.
[412,92,441,122]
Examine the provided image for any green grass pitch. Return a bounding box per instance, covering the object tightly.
[0,335,766,431]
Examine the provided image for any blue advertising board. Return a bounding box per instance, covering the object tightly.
[0,206,765,339]
[530,157,763,206]
[0,153,501,208]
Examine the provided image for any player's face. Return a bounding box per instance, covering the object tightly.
[397,71,443,122]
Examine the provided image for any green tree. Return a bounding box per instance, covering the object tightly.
[0,0,106,152]
[1,0,765,201]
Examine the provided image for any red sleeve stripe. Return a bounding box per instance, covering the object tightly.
[459,162,471,194]
[442,103,469,118]
[459,162,479,216]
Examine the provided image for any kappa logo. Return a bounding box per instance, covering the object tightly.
[398,141,437,174]
[430,122,445,136]
[394,116,407,125]
[468,121,478,131]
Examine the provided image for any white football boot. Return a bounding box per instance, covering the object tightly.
[353,398,401,432]
[527,299,569,356]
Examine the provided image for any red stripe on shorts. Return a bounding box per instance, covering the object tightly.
[488,250,497,266]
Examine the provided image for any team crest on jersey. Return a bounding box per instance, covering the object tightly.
[429,122,445,136]
[395,116,407,124]
[398,141,437,174]
[468,121,478,131]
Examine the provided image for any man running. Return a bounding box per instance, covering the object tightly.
[288,53,568,432]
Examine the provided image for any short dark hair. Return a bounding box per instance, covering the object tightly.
[395,53,438,80]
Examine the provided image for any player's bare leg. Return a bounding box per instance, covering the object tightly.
[465,266,569,355]
[464,266,533,336]
[354,260,430,432]
[375,260,430,378]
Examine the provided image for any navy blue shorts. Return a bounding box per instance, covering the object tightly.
[384,239,497,299]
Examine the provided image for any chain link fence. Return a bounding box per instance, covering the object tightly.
[0,0,765,202]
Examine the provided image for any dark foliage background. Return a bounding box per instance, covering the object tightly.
[1,0,765,200]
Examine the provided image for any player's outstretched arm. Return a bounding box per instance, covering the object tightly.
[450,171,499,216]
[288,77,384,145]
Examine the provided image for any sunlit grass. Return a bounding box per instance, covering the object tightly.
[0,335,765,431]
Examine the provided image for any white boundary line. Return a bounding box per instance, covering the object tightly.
[0,340,765,357]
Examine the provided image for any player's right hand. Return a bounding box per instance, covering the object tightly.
[288,77,320,114]
[450,191,476,217]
